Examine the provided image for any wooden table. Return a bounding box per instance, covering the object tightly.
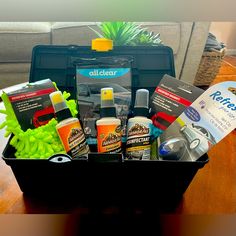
[0,85,236,214]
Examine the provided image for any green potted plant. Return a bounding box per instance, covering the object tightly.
[89,22,162,46]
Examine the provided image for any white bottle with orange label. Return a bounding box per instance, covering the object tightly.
[96,88,122,153]
[50,91,89,158]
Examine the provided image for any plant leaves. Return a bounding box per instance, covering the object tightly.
[93,22,162,46]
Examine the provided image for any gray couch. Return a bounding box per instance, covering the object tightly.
[0,22,210,89]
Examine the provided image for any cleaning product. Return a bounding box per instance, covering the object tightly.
[76,56,132,146]
[96,87,122,153]
[50,91,89,158]
[5,79,57,131]
[126,89,152,160]
[0,90,77,159]
[150,74,203,159]
[150,74,203,136]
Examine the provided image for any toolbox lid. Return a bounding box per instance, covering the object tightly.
[29,44,175,101]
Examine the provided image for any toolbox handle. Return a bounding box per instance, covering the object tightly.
[48,154,72,163]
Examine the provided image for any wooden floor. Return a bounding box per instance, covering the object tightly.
[176,55,236,213]
[211,55,236,84]
[0,56,236,214]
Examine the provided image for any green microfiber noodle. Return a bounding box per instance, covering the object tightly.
[0,89,78,159]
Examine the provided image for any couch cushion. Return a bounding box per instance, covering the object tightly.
[0,63,30,89]
[141,22,180,54]
[52,22,99,45]
[52,22,180,54]
[0,22,51,63]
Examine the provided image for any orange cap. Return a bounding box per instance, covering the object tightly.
[91,38,113,51]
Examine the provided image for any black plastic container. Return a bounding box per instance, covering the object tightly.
[2,45,209,209]
[2,143,208,210]
[29,45,176,104]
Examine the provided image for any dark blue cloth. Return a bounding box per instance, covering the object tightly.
[204,32,225,51]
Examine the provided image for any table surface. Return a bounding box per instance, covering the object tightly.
[0,84,236,214]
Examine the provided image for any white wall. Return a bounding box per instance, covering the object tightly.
[210,22,236,55]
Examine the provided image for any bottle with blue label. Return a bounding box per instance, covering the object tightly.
[126,89,152,160]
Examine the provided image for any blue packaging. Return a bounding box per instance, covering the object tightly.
[76,57,132,146]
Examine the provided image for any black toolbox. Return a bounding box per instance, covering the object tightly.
[2,45,208,210]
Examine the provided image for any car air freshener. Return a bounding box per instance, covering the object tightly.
[76,56,132,146]
[150,74,204,160]
[158,81,236,161]
[96,87,122,154]
[158,138,187,160]
[126,89,152,160]
[50,91,89,158]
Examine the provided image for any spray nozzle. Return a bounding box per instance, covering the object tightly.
[134,89,149,109]
[101,87,115,108]
[133,89,150,117]
[100,87,117,118]
[50,91,67,113]
[49,91,72,122]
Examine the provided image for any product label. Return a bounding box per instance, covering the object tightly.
[78,68,130,80]
[158,81,236,161]
[57,121,89,158]
[150,74,203,136]
[6,79,56,131]
[126,121,152,160]
[97,124,122,153]
[76,62,132,145]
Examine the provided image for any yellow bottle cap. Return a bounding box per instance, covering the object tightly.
[92,38,113,51]
[50,91,64,104]
[49,91,67,113]
[100,87,116,117]
[101,87,114,101]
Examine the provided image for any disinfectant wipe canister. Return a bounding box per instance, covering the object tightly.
[96,87,122,154]
[50,91,89,158]
[126,89,152,160]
